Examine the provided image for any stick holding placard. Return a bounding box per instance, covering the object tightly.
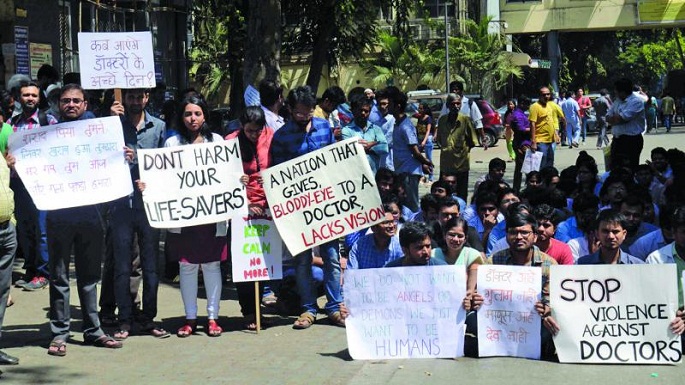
[255,281,261,334]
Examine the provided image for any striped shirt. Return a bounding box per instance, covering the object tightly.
[348,233,403,269]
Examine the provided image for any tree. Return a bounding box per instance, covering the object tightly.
[362,31,442,89]
[442,17,522,99]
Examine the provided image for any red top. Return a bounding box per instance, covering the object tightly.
[226,127,274,209]
[543,238,575,265]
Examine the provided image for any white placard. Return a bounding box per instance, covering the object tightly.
[8,116,132,210]
[477,265,542,359]
[345,265,467,360]
[551,264,682,364]
[78,31,156,90]
[263,138,384,256]
[138,139,248,228]
[231,210,283,282]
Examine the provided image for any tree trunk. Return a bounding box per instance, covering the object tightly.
[305,0,336,92]
[243,0,282,87]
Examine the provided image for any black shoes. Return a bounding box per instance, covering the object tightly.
[0,350,18,365]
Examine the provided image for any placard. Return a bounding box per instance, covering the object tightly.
[138,139,248,228]
[345,265,466,360]
[78,31,156,90]
[551,264,682,364]
[477,265,542,359]
[8,116,132,210]
[30,43,53,79]
[231,210,283,282]
[262,138,384,256]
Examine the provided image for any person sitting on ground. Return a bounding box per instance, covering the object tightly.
[347,205,403,270]
[647,205,685,350]
[577,210,643,264]
[436,172,467,213]
[461,180,504,223]
[434,197,485,253]
[539,166,560,190]
[466,212,560,359]
[467,191,501,245]
[474,157,508,193]
[532,204,574,265]
[630,203,675,261]
[433,217,483,290]
[485,188,521,255]
[409,194,439,223]
[384,222,445,267]
[618,194,659,251]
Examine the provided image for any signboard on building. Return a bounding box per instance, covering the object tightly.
[30,43,53,79]
[638,0,685,24]
[14,26,29,76]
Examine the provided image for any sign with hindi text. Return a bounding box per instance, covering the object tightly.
[231,210,283,282]
[345,266,466,360]
[262,138,384,256]
[477,265,542,359]
[78,31,156,90]
[9,116,132,210]
[551,264,681,364]
[138,139,247,228]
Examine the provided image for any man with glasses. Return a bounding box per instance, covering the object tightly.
[465,212,560,359]
[47,84,124,356]
[347,205,403,269]
[530,87,557,169]
[271,86,343,330]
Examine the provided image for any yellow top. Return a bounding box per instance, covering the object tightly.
[529,101,555,143]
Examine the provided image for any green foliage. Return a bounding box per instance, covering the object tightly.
[443,17,522,97]
[189,1,245,99]
[362,31,442,89]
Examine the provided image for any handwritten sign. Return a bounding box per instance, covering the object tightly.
[262,138,384,256]
[231,210,283,282]
[551,264,682,364]
[78,31,155,90]
[8,116,132,210]
[345,266,466,360]
[138,139,247,228]
[477,265,542,359]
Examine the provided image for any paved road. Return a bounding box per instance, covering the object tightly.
[1,128,683,384]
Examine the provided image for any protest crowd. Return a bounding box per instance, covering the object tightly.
[0,62,683,365]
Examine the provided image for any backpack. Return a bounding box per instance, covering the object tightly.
[9,110,49,127]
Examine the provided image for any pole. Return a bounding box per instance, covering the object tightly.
[254,281,261,333]
[444,1,450,93]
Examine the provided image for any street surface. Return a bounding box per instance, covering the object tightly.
[1,128,683,384]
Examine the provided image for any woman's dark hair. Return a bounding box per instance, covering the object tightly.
[0,89,13,120]
[237,106,266,163]
[442,217,468,236]
[176,95,213,144]
[525,171,541,184]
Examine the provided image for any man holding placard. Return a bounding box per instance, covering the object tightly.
[7,80,57,292]
[347,205,402,270]
[270,86,343,329]
[647,206,685,350]
[107,88,167,340]
[385,222,445,268]
[470,212,560,359]
[46,84,127,356]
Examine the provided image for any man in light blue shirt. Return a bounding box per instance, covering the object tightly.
[341,95,388,174]
[607,78,645,169]
[347,208,403,269]
[560,90,581,147]
[371,89,395,170]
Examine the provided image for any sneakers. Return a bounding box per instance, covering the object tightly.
[23,276,48,291]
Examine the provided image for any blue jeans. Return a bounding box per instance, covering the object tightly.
[399,173,421,213]
[537,142,555,170]
[424,136,434,181]
[664,114,673,131]
[295,239,341,315]
[110,200,160,324]
[581,116,588,141]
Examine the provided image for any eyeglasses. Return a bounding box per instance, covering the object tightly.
[293,110,313,118]
[507,230,534,237]
[60,98,83,104]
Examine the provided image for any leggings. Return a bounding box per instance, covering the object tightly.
[179,261,222,320]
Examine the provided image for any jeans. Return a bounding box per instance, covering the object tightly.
[423,136,434,181]
[664,114,673,131]
[537,142,555,170]
[110,201,159,325]
[0,222,17,337]
[581,116,588,142]
[595,117,610,148]
[295,239,341,315]
[399,173,421,213]
[48,208,106,342]
[99,229,142,319]
[12,177,49,278]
